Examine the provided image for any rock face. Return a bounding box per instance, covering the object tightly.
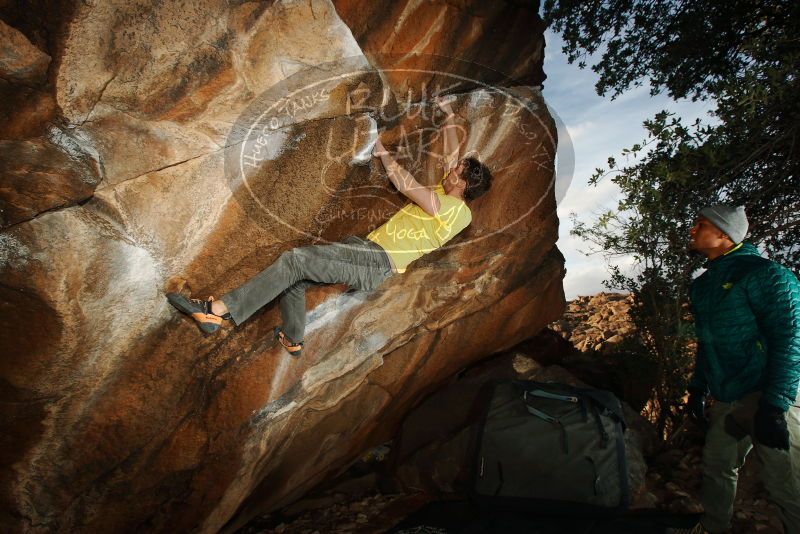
[0,1,562,533]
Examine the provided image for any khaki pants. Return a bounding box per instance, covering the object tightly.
[220,236,393,342]
[701,394,800,533]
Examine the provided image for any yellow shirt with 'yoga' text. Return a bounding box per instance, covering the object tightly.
[366,177,471,273]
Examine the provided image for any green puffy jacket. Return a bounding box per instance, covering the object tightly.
[689,242,800,411]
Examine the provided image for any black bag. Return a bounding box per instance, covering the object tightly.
[470,380,630,515]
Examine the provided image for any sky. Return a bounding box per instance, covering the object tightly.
[540,30,717,299]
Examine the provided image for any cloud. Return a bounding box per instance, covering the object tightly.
[565,121,595,142]
[557,176,620,216]
[542,29,716,299]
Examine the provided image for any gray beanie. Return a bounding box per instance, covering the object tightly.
[699,205,749,243]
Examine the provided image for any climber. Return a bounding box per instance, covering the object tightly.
[684,205,800,534]
[166,96,492,356]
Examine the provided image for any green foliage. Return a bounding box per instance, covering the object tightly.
[544,0,800,102]
[546,0,799,270]
[545,0,800,442]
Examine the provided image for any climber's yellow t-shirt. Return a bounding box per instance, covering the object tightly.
[366,173,471,273]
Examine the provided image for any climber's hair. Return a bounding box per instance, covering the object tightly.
[462,157,492,202]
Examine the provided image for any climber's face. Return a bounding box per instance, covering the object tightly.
[443,160,467,195]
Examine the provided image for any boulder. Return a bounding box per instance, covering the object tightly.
[0,11,59,140]
[0,1,561,533]
[0,127,102,229]
[333,0,546,100]
[0,18,49,84]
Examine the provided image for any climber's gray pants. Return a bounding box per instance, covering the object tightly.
[219,235,393,343]
[701,395,800,533]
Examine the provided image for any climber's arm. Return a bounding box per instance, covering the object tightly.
[436,96,464,172]
[373,138,440,217]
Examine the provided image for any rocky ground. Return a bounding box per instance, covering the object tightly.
[239,293,785,534]
[647,440,783,533]
[239,487,427,534]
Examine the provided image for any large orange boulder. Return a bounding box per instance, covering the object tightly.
[0,1,563,532]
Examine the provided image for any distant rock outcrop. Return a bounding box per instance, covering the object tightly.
[552,292,635,354]
[0,1,560,533]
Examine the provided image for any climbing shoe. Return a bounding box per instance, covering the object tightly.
[274,326,303,356]
[167,293,230,334]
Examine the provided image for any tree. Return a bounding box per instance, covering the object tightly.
[545,0,800,440]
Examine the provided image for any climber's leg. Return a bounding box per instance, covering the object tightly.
[219,236,392,329]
